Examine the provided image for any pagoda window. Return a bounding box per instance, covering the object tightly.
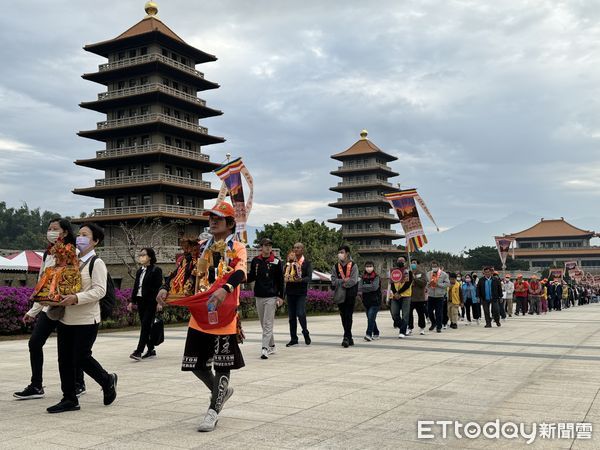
[174,110,181,119]
[181,57,188,66]
[162,77,169,86]
[176,196,184,206]
[142,164,151,175]
[129,196,138,206]
[117,51,125,61]
[115,197,124,207]
[175,139,182,148]
[140,76,149,85]
[117,81,125,90]
[166,194,173,205]
[162,48,169,57]
[520,243,532,248]
[128,137,138,147]
[116,168,125,178]
[129,49,136,58]
[171,52,178,61]
[164,136,172,146]
[116,139,125,149]
[140,106,149,115]
[140,47,147,56]
[184,141,192,150]
[129,108,138,117]
[172,81,179,90]
[164,165,172,175]
[128,166,138,176]
[187,198,195,208]
[163,107,172,116]
[176,167,183,177]
[117,110,125,119]
[186,170,193,179]
[581,260,600,267]
[182,86,189,94]
[141,135,150,145]
[184,114,191,122]
[142,195,151,206]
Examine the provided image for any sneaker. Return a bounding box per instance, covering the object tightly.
[261,347,269,359]
[465,321,470,326]
[302,331,311,345]
[267,346,276,355]
[406,329,413,335]
[399,333,405,339]
[197,408,219,432]
[372,335,380,340]
[342,338,349,348]
[103,373,118,406]
[484,324,492,328]
[442,325,447,330]
[348,338,355,346]
[436,328,442,333]
[47,398,80,414]
[129,351,142,361]
[75,384,86,398]
[364,335,372,342]
[496,321,501,327]
[13,384,45,400]
[419,328,426,335]
[142,350,156,359]
[450,323,457,329]
[285,340,298,347]
[476,319,480,326]
[429,325,436,331]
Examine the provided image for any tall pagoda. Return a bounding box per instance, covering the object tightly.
[73,2,224,284]
[329,130,404,272]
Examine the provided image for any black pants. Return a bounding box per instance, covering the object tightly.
[464,298,481,321]
[427,297,444,330]
[29,312,84,389]
[57,322,110,402]
[482,299,500,325]
[287,294,308,340]
[409,302,427,330]
[136,299,157,353]
[338,295,356,339]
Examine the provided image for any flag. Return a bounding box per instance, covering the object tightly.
[564,261,578,271]
[549,268,564,280]
[214,158,254,243]
[385,190,428,252]
[494,237,515,269]
[570,269,584,283]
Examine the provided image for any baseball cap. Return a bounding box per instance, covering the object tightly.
[202,201,235,218]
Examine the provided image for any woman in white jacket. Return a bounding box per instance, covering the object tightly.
[46,222,117,414]
[13,218,85,400]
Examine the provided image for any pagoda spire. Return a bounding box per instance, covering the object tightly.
[144,1,159,18]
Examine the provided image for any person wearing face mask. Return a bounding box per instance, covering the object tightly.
[46,222,117,414]
[359,261,381,341]
[426,261,450,333]
[476,266,503,328]
[408,259,428,335]
[502,274,515,317]
[331,245,359,348]
[128,248,163,361]
[461,275,480,325]
[14,218,87,401]
[389,256,413,338]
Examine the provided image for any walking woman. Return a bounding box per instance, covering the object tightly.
[14,218,85,400]
[359,261,381,341]
[461,274,480,325]
[46,222,117,413]
[128,247,163,361]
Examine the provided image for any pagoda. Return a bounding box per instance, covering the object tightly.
[73,2,224,283]
[329,130,404,272]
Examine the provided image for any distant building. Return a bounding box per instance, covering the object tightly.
[73,2,224,287]
[505,218,600,272]
[329,130,404,273]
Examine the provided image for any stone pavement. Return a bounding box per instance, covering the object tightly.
[2,305,600,449]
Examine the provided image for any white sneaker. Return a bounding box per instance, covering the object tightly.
[267,346,276,355]
[197,408,219,432]
[419,328,426,335]
[260,348,268,359]
[364,335,372,342]
[476,319,480,326]
[442,325,447,330]
[406,329,413,335]
[372,335,380,340]
[399,333,406,339]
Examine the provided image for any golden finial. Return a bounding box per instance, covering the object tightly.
[360,129,368,140]
[145,1,159,17]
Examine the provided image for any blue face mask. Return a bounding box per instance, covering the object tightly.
[76,236,90,252]
[410,263,417,270]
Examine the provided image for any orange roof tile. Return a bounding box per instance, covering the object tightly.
[507,218,595,239]
[332,131,396,161]
[113,17,185,43]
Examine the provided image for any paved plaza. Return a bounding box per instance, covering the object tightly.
[3,306,600,449]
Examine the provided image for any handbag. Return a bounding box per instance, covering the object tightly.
[333,286,346,304]
[150,315,165,347]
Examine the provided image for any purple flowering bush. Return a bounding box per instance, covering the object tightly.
[0,287,34,334]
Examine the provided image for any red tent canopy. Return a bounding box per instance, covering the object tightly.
[7,250,44,272]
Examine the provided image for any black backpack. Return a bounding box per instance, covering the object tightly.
[89,256,117,320]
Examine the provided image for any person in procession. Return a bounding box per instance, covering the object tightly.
[14,218,85,400]
[502,274,515,318]
[514,274,529,315]
[540,278,549,314]
[447,273,463,329]
[331,245,359,347]
[494,271,507,320]
[461,273,480,325]
[359,261,382,341]
[408,258,428,335]
[284,242,312,347]
[47,222,117,413]
[247,238,284,359]
[528,275,543,315]
[128,247,163,361]
[426,261,450,333]
[389,256,413,338]
[476,266,503,328]
[157,201,246,432]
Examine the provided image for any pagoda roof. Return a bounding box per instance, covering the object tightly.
[506,218,595,239]
[332,131,397,162]
[84,17,216,64]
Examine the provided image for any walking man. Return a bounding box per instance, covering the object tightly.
[284,243,312,347]
[247,238,284,359]
[408,259,428,335]
[476,267,503,327]
[426,261,450,333]
[390,256,413,338]
[331,245,359,347]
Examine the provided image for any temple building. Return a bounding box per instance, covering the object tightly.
[73,2,224,286]
[505,218,600,272]
[329,130,404,273]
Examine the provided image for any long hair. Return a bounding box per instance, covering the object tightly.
[48,217,76,246]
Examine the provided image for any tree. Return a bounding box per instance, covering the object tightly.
[255,219,344,272]
[463,245,529,271]
[0,202,66,250]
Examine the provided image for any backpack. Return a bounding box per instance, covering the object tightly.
[89,256,117,320]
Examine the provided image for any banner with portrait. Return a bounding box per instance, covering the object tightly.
[494,236,515,268]
[385,190,427,252]
[564,261,578,271]
[549,268,564,280]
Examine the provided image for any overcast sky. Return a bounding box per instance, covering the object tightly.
[1,0,599,248]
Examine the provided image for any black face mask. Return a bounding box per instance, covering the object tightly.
[397,261,405,268]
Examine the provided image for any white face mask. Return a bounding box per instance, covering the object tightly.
[365,267,374,273]
[431,266,438,272]
[338,253,345,261]
[47,230,61,244]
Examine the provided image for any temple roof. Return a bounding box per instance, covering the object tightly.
[115,16,185,43]
[332,130,397,162]
[506,218,595,239]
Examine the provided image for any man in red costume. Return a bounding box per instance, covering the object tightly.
[157,201,247,432]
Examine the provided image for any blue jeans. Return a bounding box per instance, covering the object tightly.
[365,305,380,337]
